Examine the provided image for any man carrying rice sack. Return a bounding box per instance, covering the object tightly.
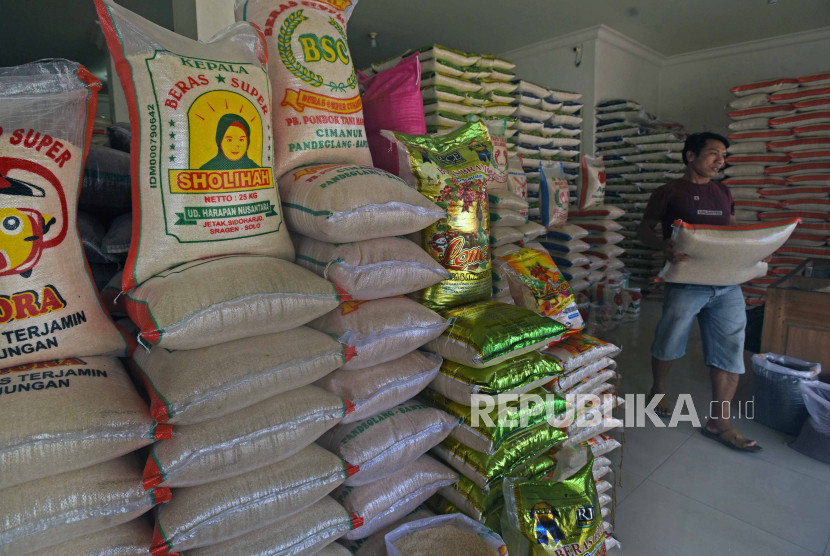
[637,132,761,452]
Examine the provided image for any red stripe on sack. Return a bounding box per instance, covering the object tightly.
[153,424,173,440]
[793,124,830,135]
[725,155,789,164]
[782,199,830,207]
[153,486,172,505]
[770,86,830,102]
[760,186,830,196]
[788,150,830,160]
[734,201,782,209]
[728,129,793,140]
[768,257,804,265]
[335,285,352,302]
[768,138,830,149]
[350,512,364,530]
[730,78,798,94]
[143,455,164,491]
[798,73,830,84]
[343,345,357,362]
[786,174,830,184]
[798,222,830,232]
[766,162,830,174]
[125,359,172,424]
[760,211,828,221]
[793,98,830,109]
[125,298,161,346]
[672,218,799,231]
[770,111,830,126]
[723,178,786,186]
[151,521,172,556]
[343,398,355,415]
[345,462,359,477]
[777,246,830,255]
[728,105,794,118]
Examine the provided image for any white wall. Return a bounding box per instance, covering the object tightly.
[659,28,830,137]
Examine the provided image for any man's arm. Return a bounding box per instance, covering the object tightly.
[637,216,689,263]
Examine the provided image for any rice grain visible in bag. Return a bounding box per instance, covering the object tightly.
[383,122,495,310]
[143,385,350,489]
[337,506,435,556]
[316,351,443,424]
[0,455,169,556]
[96,0,295,290]
[310,297,449,370]
[125,254,342,350]
[0,60,128,367]
[235,0,373,176]
[426,301,568,368]
[0,356,168,490]
[25,519,153,556]
[278,163,445,242]
[131,326,347,425]
[151,444,349,554]
[187,497,360,556]
[334,455,459,540]
[294,235,449,300]
[319,400,458,486]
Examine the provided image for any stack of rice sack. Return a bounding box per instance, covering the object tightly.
[421,302,572,531]
[595,100,689,286]
[95,1,383,552]
[537,333,624,549]
[725,72,830,305]
[240,2,467,550]
[0,59,168,554]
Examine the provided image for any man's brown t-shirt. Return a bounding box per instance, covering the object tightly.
[643,178,734,238]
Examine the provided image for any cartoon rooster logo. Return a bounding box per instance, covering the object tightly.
[0,172,56,278]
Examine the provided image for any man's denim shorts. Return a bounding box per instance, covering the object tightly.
[651,283,747,374]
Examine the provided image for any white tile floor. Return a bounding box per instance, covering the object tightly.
[601,298,830,556]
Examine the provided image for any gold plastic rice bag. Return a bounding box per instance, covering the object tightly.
[383,122,495,310]
[501,457,605,555]
[496,247,584,330]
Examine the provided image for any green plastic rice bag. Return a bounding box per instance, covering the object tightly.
[501,457,604,555]
[383,122,495,310]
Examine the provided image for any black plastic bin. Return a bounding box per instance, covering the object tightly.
[750,353,820,436]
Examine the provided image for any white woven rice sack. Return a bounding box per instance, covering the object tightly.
[151,444,348,554]
[659,219,799,285]
[125,255,342,350]
[278,163,445,242]
[337,507,435,556]
[0,455,168,555]
[1,356,165,490]
[309,298,449,370]
[319,400,457,486]
[293,235,449,300]
[143,386,349,489]
[96,0,295,290]
[25,519,152,556]
[235,0,373,176]
[334,455,458,540]
[316,351,443,424]
[0,60,129,368]
[187,497,358,556]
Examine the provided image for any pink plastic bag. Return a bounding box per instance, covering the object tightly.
[359,54,425,175]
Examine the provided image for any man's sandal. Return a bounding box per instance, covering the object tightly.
[700,428,762,453]
[647,393,672,418]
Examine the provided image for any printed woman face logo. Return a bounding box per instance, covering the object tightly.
[220,123,249,162]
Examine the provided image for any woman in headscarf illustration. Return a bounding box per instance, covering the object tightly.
[200,114,258,170]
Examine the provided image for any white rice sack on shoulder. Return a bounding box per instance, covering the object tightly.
[316,351,443,424]
[334,455,459,540]
[293,235,449,300]
[0,455,169,555]
[130,327,347,425]
[0,60,129,367]
[310,298,449,370]
[235,0,373,176]
[319,399,457,486]
[96,1,295,290]
[125,255,343,350]
[0,357,168,490]
[279,163,445,242]
[659,218,799,285]
[187,497,358,556]
[143,385,350,489]
[151,444,349,554]
[542,334,621,372]
[25,520,152,556]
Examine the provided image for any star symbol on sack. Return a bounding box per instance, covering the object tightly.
[169,132,175,140]
[215,74,226,83]
[169,120,176,127]
[169,155,175,162]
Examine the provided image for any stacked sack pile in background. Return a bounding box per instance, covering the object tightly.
[725,72,830,305]
[0,60,169,555]
[595,99,689,287]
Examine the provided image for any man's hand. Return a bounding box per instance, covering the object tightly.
[664,239,689,263]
